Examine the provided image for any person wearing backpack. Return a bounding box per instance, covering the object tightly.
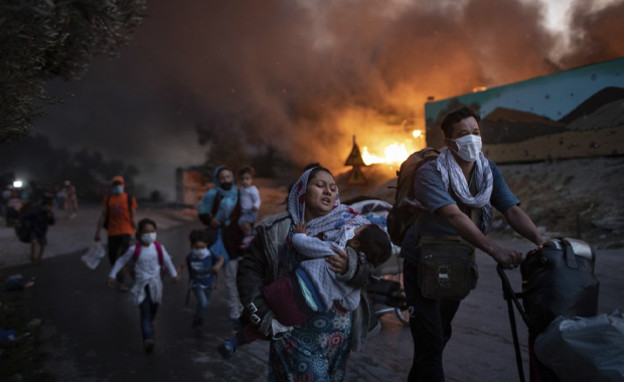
[400,107,546,382]
[198,165,244,325]
[20,195,55,266]
[107,218,180,353]
[94,175,137,291]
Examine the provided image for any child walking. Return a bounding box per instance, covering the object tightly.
[107,218,180,353]
[183,229,224,330]
[218,222,391,358]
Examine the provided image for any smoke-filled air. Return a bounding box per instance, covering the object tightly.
[38,0,624,176]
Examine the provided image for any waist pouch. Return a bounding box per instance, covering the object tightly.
[417,236,478,301]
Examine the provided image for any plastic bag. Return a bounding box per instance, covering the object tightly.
[535,310,624,382]
[81,242,106,270]
[209,229,229,265]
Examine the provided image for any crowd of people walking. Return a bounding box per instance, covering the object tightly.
[4,107,562,382]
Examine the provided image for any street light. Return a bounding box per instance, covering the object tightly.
[13,179,23,188]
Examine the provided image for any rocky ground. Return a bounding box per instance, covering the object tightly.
[496,156,624,248]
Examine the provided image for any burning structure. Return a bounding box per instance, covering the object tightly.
[175,166,211,206]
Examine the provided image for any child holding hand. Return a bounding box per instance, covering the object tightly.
[107,218,180,353]
[183,229,224,330]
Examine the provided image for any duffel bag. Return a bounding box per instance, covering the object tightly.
[521,237,599,335]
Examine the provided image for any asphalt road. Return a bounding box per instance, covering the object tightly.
[4,223,623,382]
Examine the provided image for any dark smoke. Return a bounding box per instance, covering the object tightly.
[35,0,624,183]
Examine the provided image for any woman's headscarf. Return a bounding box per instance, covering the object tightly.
[287,167,369,248]
[212,166,238,199]
[212,165,238,225]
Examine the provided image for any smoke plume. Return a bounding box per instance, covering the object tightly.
[37,0,624,180]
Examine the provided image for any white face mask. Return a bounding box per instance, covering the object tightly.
[141,232,157,245]
[451,134,482,162]
[112,185,124,195]
[192,248,210,258]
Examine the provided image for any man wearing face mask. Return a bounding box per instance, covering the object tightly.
[198,166,244,324]
[95,175,138,291]
[401,107,545,382]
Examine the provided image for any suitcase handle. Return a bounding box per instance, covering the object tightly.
[497,264,529,382]
[496,265,530,325]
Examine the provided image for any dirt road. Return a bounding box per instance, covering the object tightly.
[2,219,622,382]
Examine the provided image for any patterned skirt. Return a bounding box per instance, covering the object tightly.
[268,307,352,382]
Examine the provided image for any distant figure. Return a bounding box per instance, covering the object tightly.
[5,190,22,227]
[2,187,13,225]
[64,180,78,219]
[1,186,10,220]
[20,185,32,203]
[95,175,138,291]
[107,218,180,354]
[55,187,66,210]
[182,229,224,331]
[21,196,55,266]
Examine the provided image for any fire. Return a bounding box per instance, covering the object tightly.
[362,144,409,165]
[361,130,425,165]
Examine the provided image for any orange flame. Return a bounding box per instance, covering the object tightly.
[361,130,425,165]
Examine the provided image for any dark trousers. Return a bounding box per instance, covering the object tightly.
[139,286,159,340]
[108,234,131,283]
[404,260,461,382]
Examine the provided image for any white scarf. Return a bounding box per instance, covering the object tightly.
[436,148,493,233]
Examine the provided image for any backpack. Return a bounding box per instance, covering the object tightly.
[386,147,439,246]
[130,241,166,279]
[103,193,133,230]
[520,237,599,334]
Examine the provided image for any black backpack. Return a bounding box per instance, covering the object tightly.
[386,147,439,246]
[521,237,600,334]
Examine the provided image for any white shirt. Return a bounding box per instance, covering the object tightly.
[109,242,178,305]
[239,185,261,212]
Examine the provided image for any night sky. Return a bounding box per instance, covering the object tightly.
[33,0,624,198]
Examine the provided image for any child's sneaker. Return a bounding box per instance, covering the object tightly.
[217,338,237,359]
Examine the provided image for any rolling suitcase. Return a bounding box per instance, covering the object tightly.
[497,237,599,382]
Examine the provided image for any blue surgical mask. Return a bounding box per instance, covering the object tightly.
[112,185,124,195]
